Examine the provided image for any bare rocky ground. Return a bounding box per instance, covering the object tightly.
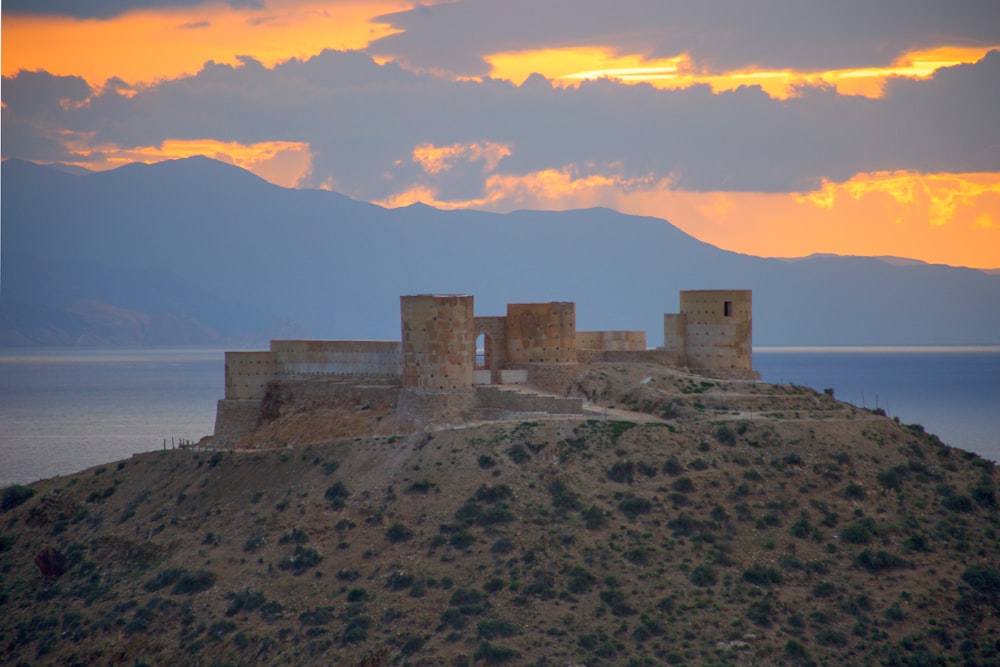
[2,362,998,666]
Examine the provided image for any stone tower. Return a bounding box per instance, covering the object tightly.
[400,294,475,389]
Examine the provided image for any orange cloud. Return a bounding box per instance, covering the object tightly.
[487,45,998,99]
[411,141,511,174]
[377,165,1000,269]
[61,138,314,187]
[2,1,404,87]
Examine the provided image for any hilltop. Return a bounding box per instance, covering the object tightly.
[1,362,999,666]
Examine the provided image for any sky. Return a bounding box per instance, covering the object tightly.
[3,0,1000,268]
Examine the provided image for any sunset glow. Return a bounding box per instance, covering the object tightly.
[2,1,403,86]
[61,139,314,188]
[3,1,998,269]
[488,45,999,99]
[378,145,1000,268]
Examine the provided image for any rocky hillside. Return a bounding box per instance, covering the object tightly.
[2,364,998,666]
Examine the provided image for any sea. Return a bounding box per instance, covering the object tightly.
[1,346,998,488]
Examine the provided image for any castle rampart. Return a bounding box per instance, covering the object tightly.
[576,330,647,351]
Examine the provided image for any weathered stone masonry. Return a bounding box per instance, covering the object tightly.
[213,290,754,446]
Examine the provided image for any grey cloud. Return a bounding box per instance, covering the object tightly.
[3,0,261,19]
[371,0,1000,75]
[3,49,998,198]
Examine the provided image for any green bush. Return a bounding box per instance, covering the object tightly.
[2,485,36,511]
[599,589,636,616]
[225,588,266,616]
[278,528,309,545]
[299,606,335,625]
[607,460,635,484]
[385,522,414,543]
[743,564,782,586]
[747,599,775,627]
[477,618,518,639]
[324,482,350,509]
[854,549,908,573]
[690,564,717,587]
[473,640,520,664]
[548,479,582,512]
[618,495,652,519]
[144,567,187,593]
[715,426,737,446]
[278,545,323,574]
[171,570,216,595]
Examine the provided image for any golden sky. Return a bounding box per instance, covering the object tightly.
[3,0,999,268]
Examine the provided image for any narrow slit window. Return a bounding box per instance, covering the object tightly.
[724,301,733,317]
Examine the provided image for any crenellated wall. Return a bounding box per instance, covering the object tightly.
[505,302,576,363]
[401,294,475,390]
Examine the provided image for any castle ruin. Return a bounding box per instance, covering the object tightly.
[213,291,753,446]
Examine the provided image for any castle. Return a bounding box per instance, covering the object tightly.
[213,290,752,446]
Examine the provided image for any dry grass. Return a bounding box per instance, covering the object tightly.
[1,363,998,666]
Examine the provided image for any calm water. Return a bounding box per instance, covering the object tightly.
[1,346,997,488]
[0,348,223,488]
[754,347,1000,463]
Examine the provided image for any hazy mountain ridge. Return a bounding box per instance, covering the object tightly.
[3,157,998,346]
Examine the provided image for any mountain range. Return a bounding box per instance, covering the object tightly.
[2,157,998,347]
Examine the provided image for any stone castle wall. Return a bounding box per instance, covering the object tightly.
[576,330,647,351]
[677,290,752,371]
[505,302,576,363]
[401,295,475,390]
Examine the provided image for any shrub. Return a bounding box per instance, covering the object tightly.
[278,545,323,574]
[324,482,349,509]
[144,567,187,593]
[171,570,216,595]
[599,589,636,616]
[478,455,496,469]
[961,564,1000,602]
[506,445,530,464]
[854,550,908,573]
[747,599,775,628]
[385,522,414,543]
[582,505,606,529]
[225,589,266,616]
[672,477,695,494]
[279,528,309,545]
[386,571,414,591]
[618,495,652,520]
[299,606,335,625]
[662,457,684,476]
[841,519,875,545]
[606,460,635,484]
[473,641,520,664]
[243,534,266,552]
[715,426,737,446]
[2,485,36,512]
[743,564,782,586]
[450,531,476,549]
[490,537,514,554]
[548,479,582,512]
[566,565,596,594]
[321,461,340,475]
[843,483,866,500]
[477,618,518,639]
[690,564,717,587]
